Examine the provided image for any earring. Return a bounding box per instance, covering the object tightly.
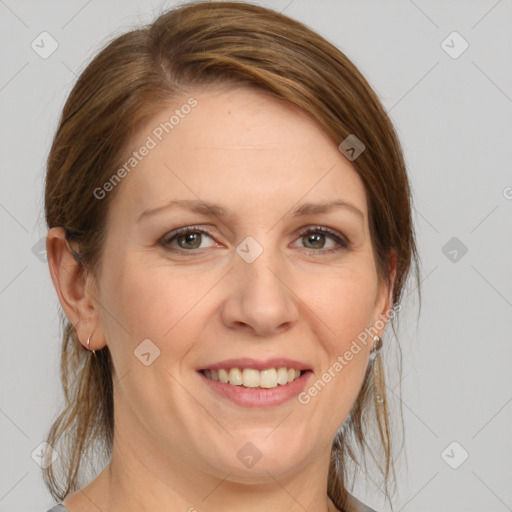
[370,335,384,405]
[369,335,382,364]
[86,334,96,355]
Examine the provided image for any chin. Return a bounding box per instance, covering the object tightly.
[202,436,313,482]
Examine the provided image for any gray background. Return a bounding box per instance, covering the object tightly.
[1,1,511,511]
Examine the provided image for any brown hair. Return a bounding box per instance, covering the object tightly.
[43,2,421,510]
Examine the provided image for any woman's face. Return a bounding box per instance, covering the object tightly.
[84,87,393,483]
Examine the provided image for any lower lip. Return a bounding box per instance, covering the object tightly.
[198,371,313,408]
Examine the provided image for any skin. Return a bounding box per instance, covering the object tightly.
[47,86,395,512]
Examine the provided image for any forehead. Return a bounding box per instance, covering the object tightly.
[111,87,368,223]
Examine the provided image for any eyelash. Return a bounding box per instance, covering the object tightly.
[160,225,351,256]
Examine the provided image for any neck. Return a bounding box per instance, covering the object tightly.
[104,445,336,512]
[76,429,338,512]
[68,396,339,512]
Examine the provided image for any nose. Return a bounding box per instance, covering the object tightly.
[220,241,299,337]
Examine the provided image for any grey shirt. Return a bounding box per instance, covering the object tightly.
[46,493,377,512]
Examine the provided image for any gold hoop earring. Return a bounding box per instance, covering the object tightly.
[369,335,382,364]
[86,334,96,356]
[370,335,384,405]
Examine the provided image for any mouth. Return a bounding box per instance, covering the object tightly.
[199,367,308,389]
[197,359,313,408]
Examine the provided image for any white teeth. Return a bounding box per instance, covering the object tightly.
[277,367,288,385]
[242,368,260,388]
[218,368,229,383]
[229,368,243,386]
[259,368,277,388]
[203,367,304,388]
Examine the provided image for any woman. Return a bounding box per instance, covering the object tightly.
[43,1,420,511]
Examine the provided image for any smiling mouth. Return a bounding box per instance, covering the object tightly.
[200,367,311,389]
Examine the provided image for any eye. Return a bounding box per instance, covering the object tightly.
[159,225,351,256]
[160,226,217,252]
[293,226,351,256]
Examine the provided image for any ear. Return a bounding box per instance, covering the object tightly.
[371,249,397,338]
[46,227,106,351]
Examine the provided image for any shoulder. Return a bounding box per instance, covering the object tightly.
[343,492,379,512]
[45,505,70,512]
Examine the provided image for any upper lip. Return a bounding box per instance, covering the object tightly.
[198,358,312,372]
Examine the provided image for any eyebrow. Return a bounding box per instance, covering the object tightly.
[137,199,364,222]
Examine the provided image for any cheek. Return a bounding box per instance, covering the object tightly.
[303,277,375,421]
[308,268,377,350]
[302,268,376,410]
[101,257,212,356]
